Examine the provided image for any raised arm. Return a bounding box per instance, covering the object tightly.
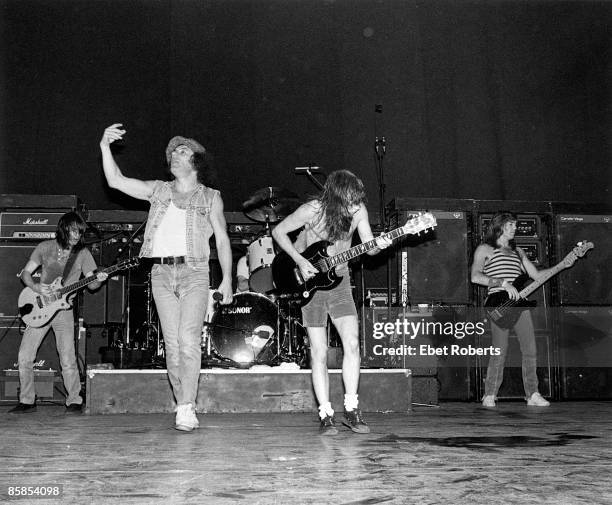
[100,123,157,201]
[209,192,233,304]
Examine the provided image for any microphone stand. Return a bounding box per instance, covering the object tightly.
[295,166,325,190]
[305,168,325,190]
[375,136,386,228]
[113,219,148,347]
[375,135,393,311]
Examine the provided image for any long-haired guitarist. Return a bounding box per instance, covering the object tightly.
[471,211,574,408]
[272,170,391,434]
[9,212,108,414]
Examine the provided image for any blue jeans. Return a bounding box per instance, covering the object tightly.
[18,309,82,405]
[484,310,539,398]
[151,264,209,405]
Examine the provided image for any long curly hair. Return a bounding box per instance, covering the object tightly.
[56,211,87,251]
[484,211,517,250]
[314,170,367,242]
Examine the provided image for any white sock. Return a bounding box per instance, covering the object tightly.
[318,402,334,420]
[344,394,359,412]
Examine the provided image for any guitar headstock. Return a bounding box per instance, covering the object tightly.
[563,241,594,267]
[117,257,141,270]
[403,212,437,235]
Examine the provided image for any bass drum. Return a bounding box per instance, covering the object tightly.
[210,292,278,365]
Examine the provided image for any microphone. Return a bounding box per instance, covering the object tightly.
[294,166,320,172]
[212,291,223,302]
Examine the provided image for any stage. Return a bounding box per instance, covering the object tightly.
[1,401,610,504]
[83,368,419,415]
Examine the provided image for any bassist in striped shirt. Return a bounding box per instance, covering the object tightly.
[471,211,573,408]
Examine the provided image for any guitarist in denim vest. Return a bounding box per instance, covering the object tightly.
[471,211,574,408]
[9,212,108,414]
[100,124,233,431]
[272,170,391,434]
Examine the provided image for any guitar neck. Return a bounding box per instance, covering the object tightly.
[324,226,407,269]
[58,264,124,297]
[518,261,566,298]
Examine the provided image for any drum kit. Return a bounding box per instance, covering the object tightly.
[150,186,309,369]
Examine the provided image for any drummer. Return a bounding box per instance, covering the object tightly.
[236,255,250,293]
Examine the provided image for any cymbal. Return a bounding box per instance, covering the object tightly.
[242,186,300,223]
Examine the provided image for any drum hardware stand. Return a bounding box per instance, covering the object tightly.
[112,218,148,347]
[134,271,164,362]
[277,296,307,366]
[201,321,234,367]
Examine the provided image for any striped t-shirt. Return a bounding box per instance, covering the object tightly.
[483,248,525,294]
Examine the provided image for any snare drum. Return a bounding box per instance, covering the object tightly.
[210,292,278,365]
[247,235,276,293]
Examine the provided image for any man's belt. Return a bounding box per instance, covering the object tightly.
[150,256,186,265]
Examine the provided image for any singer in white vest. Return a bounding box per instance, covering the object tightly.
[100,123,233,431]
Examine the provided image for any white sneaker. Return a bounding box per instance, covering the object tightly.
[482,395,496,407]
[189,405,200,429]
[527,392,550,407]
[175,403,198,431]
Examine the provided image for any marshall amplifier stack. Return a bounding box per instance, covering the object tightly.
[0,195,80,393]
[0,194,79,240]
[0,195,80,319]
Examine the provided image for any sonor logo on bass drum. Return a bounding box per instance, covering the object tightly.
[223,307,252,315]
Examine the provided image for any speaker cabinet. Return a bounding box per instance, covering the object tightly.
[360,306,438,374]
[556,214,612,305]
[81,276,126,325]
[557,306,612,399]
[389,210,470,305]
[0,241,36,318]
[0,320,63,372]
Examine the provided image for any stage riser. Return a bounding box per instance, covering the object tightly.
[86,369,413,415]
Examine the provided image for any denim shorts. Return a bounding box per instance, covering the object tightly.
[301,275,357,327]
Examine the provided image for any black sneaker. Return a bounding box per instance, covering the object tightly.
[65,403,83,413]
[319,415,338,435]
[343,409,370,434]
[8,402,37,414]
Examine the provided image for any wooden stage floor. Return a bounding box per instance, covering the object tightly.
[1,402,611,505]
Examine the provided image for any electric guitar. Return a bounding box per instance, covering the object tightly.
[18,257,140,328]
[484,241,594,329]
[271,213,437,304]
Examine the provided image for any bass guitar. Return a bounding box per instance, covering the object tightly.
[18,257,140,328]
[484,241,594,329]
[271,213,437,304]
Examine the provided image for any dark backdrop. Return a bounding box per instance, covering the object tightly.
[1,0,610,214]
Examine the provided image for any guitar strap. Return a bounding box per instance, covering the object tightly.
[61,248,82,286]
